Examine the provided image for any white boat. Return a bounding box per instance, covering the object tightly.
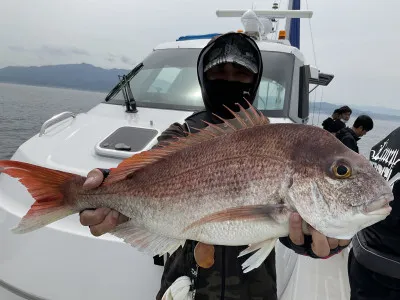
[0,1,350,299]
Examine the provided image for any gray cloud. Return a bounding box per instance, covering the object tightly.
[8,45,90,57]
[105,53,134,66]
[8,45,26,52]
[105,53,117,63]
[120,55,134,65]
[69,47,90,56]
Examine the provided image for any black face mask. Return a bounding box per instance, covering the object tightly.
[203,79,254,118]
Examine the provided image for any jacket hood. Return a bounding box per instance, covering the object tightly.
[196,32,263,115]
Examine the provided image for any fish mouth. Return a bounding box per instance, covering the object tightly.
[364,194,394,216]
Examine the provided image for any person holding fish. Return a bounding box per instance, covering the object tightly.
[78,32,354,299]
[1,32,392,300]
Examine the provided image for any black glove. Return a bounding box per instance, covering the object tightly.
[279,236,347,259]
[97,168,110,181]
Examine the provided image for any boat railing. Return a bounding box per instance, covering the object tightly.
[39,111,76,137]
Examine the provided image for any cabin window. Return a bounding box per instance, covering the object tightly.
[256,79,285,110]
[108,48,294,117]
[147,67,182,94]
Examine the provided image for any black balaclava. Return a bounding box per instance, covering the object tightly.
[197,32,263,119]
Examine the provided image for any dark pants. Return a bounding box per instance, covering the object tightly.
[348,248,400,300]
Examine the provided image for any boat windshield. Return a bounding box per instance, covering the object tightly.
[107,48,294,117]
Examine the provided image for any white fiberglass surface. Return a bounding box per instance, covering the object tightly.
[0,188,163,300]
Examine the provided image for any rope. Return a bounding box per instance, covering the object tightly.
[304,0,322,125]
[305,0,317,66]
[317,88,324,125]
[311,86,318,125]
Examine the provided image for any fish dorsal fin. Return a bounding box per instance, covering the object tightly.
[103,101,269,185]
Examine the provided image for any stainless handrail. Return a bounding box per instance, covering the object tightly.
[39,111,76,137]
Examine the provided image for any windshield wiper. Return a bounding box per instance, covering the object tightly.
[120,75,137,113]
[105,63,144,113]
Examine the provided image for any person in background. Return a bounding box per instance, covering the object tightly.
[329,105,353,133]
[322,108,340,132]
[79,32,349,300]
[348,126,400,300]
[336,114,374,153]
[338,105,352,122]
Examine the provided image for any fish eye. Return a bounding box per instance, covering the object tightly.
[332,164,352,179]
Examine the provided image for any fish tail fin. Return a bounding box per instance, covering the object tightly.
[0,160,79,234]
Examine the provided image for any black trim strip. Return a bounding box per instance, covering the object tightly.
[352,232,400,279]
[0,279,48,300]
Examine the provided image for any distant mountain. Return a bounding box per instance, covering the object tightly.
[311,101,400,121]
[0,63,130,92]
[343,104,400,118]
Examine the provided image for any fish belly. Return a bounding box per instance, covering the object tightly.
[186,219,290,246]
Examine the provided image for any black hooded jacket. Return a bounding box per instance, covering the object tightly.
[336,127,360,153]
[322,118,345,133]
[322,117,335,132]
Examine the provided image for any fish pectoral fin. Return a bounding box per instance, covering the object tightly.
[239,238,278,273]
[238,240,271,257]
[110,221,185,256]
[183,204,285,232]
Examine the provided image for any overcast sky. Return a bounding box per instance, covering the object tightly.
[1,0,399,109]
